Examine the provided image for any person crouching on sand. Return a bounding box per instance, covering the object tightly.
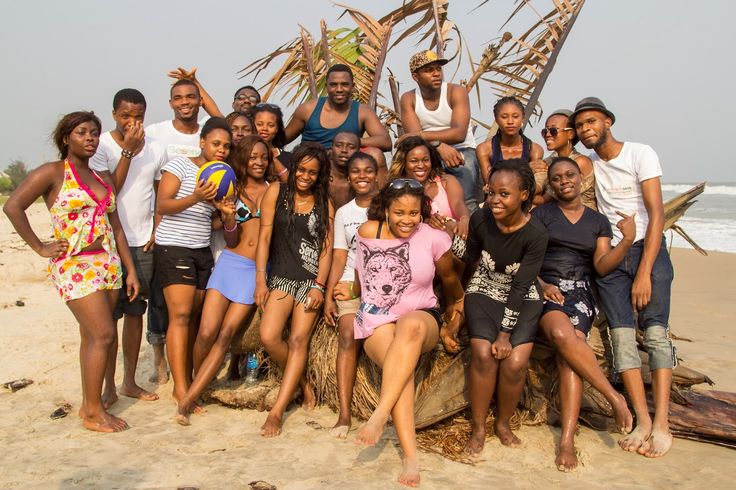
[352,178,464,487]
[3,111,140,432]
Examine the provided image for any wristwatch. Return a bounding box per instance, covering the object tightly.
[429,140,441,148]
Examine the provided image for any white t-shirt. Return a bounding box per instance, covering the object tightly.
[333,199,369,282]
[90,132,167,247]
[591,142,662,244]
[145,120,204,160]
[154,157,215,249]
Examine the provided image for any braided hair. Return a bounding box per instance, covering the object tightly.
[284,142,332,247]
[493,96,525,118]
[489,159,536,214]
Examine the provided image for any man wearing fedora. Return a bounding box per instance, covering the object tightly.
[399,50,482,211]
[574,97,674,458]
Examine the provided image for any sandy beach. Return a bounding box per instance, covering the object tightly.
[0,203,733,489]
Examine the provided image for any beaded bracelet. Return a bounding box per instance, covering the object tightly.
[310,284,325,294]
[121,148,134,159]
[223,221,237,233]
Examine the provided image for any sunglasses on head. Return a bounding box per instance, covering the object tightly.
[254,103,279,110]
[541,127,574,138]
[388,178,423,191]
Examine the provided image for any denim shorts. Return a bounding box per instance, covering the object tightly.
[442,147,483,212]
[154,245,214,290]
[113,246,153,320]
[595,238,675,372]
[595,238,673,330]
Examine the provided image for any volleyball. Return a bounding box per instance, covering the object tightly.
[196,161,236,200]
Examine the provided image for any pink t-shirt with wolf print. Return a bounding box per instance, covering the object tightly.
[354,223,451,339]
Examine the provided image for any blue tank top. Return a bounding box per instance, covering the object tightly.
[490,132,532,168]
[301,97,361,149]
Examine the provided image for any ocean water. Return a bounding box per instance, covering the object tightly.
[661,183,736,253]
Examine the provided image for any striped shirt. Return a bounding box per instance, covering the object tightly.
[155,157,215,248]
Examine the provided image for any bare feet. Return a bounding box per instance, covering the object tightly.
[398,458,420,487]
[225,355,242,381]
[81,410,129,433]
[618,421,651,453]
[330,415,351,439]
[611,393,633,434]
[149,345,169,384]
[555,444,579,472]
[101,390,118,410]
[355,414,387,446]
[175,403,192,426]
[639,427,673,458]
[462,423,486,457]
[494,420,521,447]
[120,383,159,401]
[260,411,283,437]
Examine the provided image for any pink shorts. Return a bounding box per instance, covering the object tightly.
[49,250,122,302]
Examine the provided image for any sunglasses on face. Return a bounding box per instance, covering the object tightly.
[388,178,423,191]
[541,127,574,138]
[235,94,259,103]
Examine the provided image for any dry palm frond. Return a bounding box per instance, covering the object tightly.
[479,0,586,128]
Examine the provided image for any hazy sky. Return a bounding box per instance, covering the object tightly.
[2,0,733,183]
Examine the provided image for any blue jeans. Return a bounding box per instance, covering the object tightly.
[442,147,482,212]
[595,238,675,372]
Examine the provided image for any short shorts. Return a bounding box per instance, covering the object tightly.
[465,292,542,346]
[540,277,596,335]
[154,245,213,290]
[113,246,154,320]
[336,296,360,319]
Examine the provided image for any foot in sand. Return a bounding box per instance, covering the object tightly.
[556,444,579,472]
[148,364,169,384]
[120,383,159,402]
[355,414,387,446]
[639,427,673,458]
[611,393,634,434]
[330,415,351,439]
[463,423,486,457]
[398,458,420,487]
[260,411,283,437]
[175,403,192,426]
[494,420,522,447]
[101,390,118,410]
[82,410,129,433]
[618,421,651,453]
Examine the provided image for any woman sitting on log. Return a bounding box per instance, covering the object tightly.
[352,178,464,487]
[255,142,334,437]
[391,136,470,240]
[322,151,380,439]
[531,157,635,471]
[456,159,547,456]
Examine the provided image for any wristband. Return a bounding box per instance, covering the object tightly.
[121,148,134,159]
[223,221,237,233]
[310,284,325,294]
[277,167,289,177]
[314,279,326,289]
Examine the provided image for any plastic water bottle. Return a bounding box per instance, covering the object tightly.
[245,353,259,385]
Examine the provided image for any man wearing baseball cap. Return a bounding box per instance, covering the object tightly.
[398,50,482,211]
[574,97,674,458]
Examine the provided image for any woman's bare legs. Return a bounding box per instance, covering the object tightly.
[259,292,318,436]
[464,338,499,456]
[176,290,255,424]
[68,289,128,432]
[494,343,534,447]
[192,289,231,375]
[330,313,359,439]
[356,311,439,447]
[556,352,582,470]
[164,285,205,404]
[540,311,632,433]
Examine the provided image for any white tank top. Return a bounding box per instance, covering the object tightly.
[414,82,476,150]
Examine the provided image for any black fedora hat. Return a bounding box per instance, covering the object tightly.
[572,97,616,125]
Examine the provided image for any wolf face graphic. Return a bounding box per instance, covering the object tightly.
[360,242,412,315]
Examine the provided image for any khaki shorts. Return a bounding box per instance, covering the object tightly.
[337,297,360,319]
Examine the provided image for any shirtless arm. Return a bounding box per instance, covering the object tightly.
[284,102,313,144]
[359,105,392,151]
[476,141,492,186]
[253,183,280,308]
[632,177,664,311]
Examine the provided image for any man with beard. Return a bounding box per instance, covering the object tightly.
[573,97,674,459]
[399,50,482,211]
[284,64,391,153]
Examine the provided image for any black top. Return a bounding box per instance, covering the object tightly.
[268,184,321,281]
[531,202,612,282]
[277,150,293,171]
[463,208,548,332]
[490,133,532,167]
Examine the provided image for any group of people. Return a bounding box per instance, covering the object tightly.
[3,49,676,487]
